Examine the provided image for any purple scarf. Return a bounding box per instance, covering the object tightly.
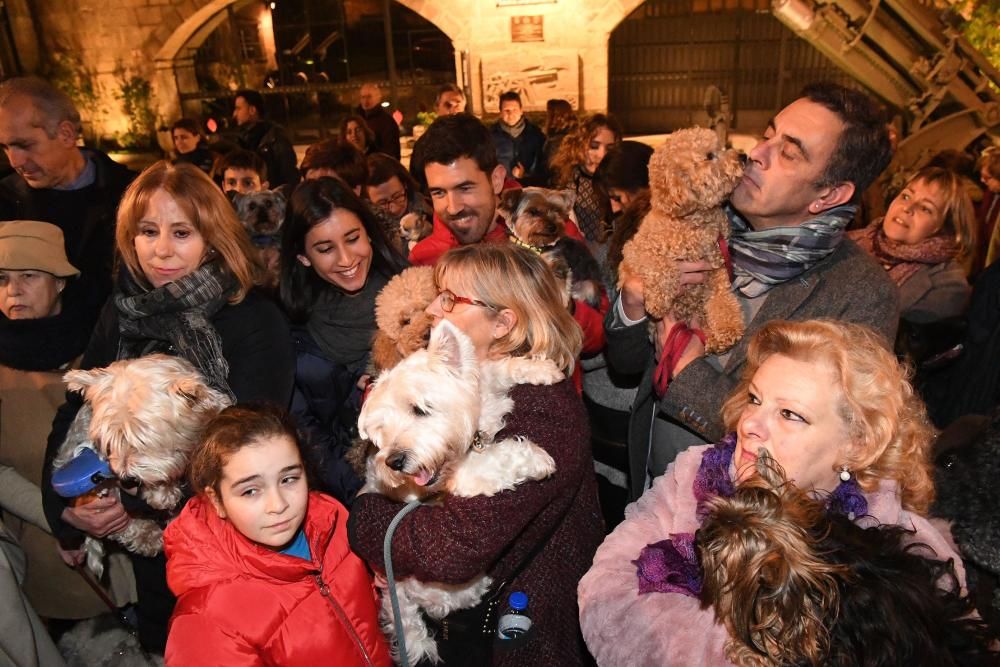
[633,435,868,598]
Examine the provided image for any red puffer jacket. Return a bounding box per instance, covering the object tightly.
[164,492,391,667]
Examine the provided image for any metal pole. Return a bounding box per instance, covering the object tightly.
[383,0,398,106]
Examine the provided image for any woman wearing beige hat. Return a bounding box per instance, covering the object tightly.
[0,220,134,634]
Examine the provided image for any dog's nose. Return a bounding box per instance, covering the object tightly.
[386,452,408,472]
[738,152,748,165]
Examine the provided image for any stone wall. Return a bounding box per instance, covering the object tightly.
[15,0,641,142]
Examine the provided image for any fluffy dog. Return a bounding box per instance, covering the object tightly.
[53,355,231,576]
[231,188,287,288]
[619,127,744,354]
[357,321,561,664]
[399,211,433,251]
[499,187,603,310]
[697,452,995,666]
[371,265,438,374]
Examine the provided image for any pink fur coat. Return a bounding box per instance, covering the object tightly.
[577,444,964,667]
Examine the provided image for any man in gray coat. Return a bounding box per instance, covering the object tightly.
[607,83,899,501]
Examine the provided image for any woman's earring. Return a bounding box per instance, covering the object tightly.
[839,466,852,482]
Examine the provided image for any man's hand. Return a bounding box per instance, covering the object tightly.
[512,163,525,179]
[620,260,715,322]
[61,495,130,538]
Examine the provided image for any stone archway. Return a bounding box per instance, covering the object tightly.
[152,0,258,129]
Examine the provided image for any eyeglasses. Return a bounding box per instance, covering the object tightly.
[438,289,496,313]
[372,190,407,212]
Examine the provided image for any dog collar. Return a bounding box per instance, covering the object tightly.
[251,233,280,248]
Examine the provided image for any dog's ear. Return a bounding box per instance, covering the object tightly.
[64,367,108,394]
[427,320,475,374]
[272,184,289,203]
[497,188,524,220]
[553,188,577,213]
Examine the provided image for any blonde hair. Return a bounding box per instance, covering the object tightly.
[116,161,259,302]
[900,166,977,261]
[720,320,936,514]
[434,244,582,373]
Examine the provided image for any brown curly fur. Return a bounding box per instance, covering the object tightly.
[371,266,438,374]
[619,128,745,354]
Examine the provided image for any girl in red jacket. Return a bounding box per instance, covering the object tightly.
[163,403,391,667]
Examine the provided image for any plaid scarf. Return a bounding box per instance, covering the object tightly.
[728,204,856,298]
[115,261,238,400]
[848,219,958,287]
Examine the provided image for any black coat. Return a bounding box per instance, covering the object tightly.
[356,105,401,160]
[237,120,300,190]
[289,328,364,506]
[491,120,546,185]
[0,149,135,338]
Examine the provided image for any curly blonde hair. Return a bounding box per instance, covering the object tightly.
[550,113,622,187]
[434,243,582,374]
[720,319,936,514]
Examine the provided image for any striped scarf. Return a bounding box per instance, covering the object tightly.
[728,204,856,298]
[115,261,238,400]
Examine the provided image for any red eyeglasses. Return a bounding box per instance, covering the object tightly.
[437,289,496,313]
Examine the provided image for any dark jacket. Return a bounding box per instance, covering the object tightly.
[173,145,217,176]
[0,148,135,336]
[356,105,401,160]
[41,289,295,652]
[605,239,899,501]
[348,380,605,666]
[238,120,300,189]
[491,120,546,186]
[290,328,364,506]
[165,492,392,666]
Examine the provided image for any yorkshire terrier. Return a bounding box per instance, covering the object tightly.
[53,355,232,577]
[499,187,603,310]
[230,187,287,289]
[697,452,996,666]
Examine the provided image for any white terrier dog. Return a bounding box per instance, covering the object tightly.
[53,354,232,576]
[357,320,562,664]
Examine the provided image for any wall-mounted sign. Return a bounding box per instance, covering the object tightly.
[481,49,579,113]
[497,0,555,6]
[511,16,544,42]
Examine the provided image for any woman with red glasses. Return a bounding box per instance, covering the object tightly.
[348,243,605,666]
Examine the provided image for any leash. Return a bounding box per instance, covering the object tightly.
[653,324,706,397]
[384,499,424,667]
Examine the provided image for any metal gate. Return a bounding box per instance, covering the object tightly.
[609,0,858,134]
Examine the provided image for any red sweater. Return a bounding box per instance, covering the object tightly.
[165,492,391,667]
[348,380,605,666]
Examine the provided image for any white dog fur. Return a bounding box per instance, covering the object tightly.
[357,320,562,664]
[53,354,231,577]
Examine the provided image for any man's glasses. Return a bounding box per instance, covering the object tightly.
[438,289,496,313]
[372,190,407,212]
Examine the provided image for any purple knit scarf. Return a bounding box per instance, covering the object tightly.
[632,435,868,598]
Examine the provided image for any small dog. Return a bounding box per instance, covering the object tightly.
[370,265,438,374]
[620,127,744,354]
[53,355,232,577]
[697,452,995,666]
[357,321,561,664]
[399,211,433,251]
[500,187,604,310]
[230,188,287,289]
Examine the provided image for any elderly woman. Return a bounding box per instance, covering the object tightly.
[850,166,976,323]
[348,243,604,666]
[0,220,132,623]
[578,319,956,666]
[41,161,295,653]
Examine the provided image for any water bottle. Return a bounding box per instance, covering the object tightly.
[496,591,532,640]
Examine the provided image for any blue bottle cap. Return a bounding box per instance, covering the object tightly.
[508,591,528,611]
[51,448,114,498]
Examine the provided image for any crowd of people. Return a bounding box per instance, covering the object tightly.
[0,71,999,667]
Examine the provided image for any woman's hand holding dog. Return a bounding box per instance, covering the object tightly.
[62,495,130,538]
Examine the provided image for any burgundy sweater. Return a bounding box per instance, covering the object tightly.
[348,380,604,666]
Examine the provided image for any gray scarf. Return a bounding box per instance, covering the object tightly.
[115,261,238,400]
[727,204,856,298]
[307,271,390,371]
[499,117,526,139]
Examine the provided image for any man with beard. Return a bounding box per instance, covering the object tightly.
[606,82,900,501]
[407,113,604,372]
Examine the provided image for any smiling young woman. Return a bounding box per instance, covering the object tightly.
[279,176,408,505]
